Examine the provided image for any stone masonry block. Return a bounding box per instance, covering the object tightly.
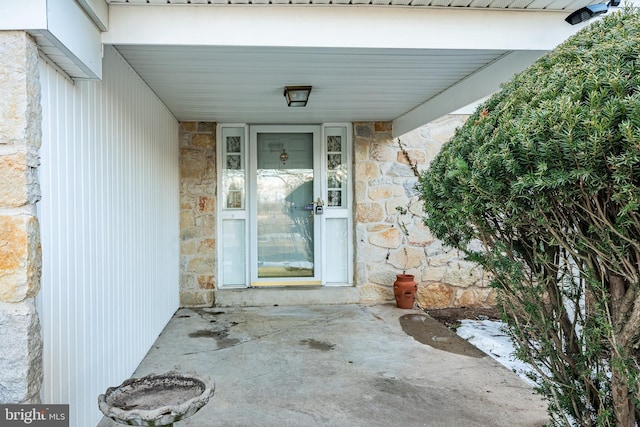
[198,275,215,289]
[179,273,197,291]
[180,131,192,148]
[397,149,426,165]
[355,181,366,203]
[384,198,408,216]
[353,137,371,162]
[181,226,203,241]
[355,161,378,180]
[374,121,392,133]
[386,163,414,178]
[369,142,396,162]
[416,282,454,309]
[180,122,197,132]
[454,287,491,308]
[0,152,28,207]
[0,148,39,208]
[0,298,42,403]
[180,210,195,228]
[368,226,402,249]
[180,290,214,308]
[368,184,403,200]
[197,239,216,253]
[0,215,41,303]
[359,284,392,303]
[192,134,214,149]
[420,115,467,145]
[484,288,498,306]
[0,32,42,149]
[180,241,197,256]
[187,257,214,274]
[180,156,205,180]
[366,265,398,287]
[355,202,384,223]
[387,246,424,270]
[356,242,388,264]
[197,122,214,133]
[444,262,482,288]
[197,196,214,212]
[354,122,373,138]
[402,178,420,198]
[422,266,447,282]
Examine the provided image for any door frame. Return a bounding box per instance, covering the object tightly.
[216,123,353,290]
[248,125,323,287]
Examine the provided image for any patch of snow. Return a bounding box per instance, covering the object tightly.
[456,319,536,386]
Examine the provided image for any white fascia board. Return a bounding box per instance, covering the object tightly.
[103,5,581,51]
[393,50,545,137]
[46,0,103,78]
[76,0,109,31]
[0,0,102,79]
[0,0,47,29]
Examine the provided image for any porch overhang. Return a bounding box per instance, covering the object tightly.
[1,0,602,135]
[102,4,588,136]
[103,6,579,51]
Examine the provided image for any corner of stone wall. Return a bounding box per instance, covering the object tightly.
[353,117,496,309]
[0,30,43,403]
[353,121,397,303]
[179,122,216,307]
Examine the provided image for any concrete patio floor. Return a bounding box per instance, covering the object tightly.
[97,304,548,427]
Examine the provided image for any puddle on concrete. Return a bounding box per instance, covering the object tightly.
[300,339,335,351]
[189,329,240,349]
[399,314,485,358]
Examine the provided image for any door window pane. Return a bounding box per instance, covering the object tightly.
[256,133,314,278]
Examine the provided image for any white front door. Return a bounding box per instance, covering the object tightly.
[217,123,352,289]
[249,125,322,286]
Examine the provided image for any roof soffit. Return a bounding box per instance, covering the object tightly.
[100,3,591,133]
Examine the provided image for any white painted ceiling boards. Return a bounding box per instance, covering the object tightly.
[99,0,602,135]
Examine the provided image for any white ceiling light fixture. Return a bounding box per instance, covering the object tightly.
[284,86,312,107]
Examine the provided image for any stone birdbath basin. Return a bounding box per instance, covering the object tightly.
[98,373,214,427]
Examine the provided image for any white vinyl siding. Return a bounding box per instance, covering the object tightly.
[37,46,180,427]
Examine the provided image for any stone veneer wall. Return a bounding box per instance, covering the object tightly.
[354,119,496,308]
[0,32,43,403]
[176,119,495,309]
[179,122,217,307]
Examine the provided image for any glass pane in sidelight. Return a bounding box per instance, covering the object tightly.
[222,130,245,210]
[326,218,348,283]
[222,219,246,286]
[325,127,348,208]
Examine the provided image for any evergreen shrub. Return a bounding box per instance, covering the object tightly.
[419,9,640,426]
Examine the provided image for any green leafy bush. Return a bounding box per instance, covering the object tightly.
[419,9,640,426]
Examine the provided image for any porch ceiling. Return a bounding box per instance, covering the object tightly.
[102,2,596,135]
[115,45,508,124]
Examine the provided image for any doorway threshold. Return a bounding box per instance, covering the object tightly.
[214,286,359,307]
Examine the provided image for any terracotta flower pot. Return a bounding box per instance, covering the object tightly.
[393,274,417,309]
